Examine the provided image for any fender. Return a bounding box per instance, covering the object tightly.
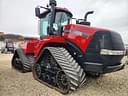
[34,36,66,60]
[22,40,39,54]
[13,49,31,64]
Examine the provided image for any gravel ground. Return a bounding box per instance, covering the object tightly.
[0,54,128,96]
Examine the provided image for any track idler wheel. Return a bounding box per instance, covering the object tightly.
[12,53,24,72]
[34,63,42,78]
[56,70,70,94]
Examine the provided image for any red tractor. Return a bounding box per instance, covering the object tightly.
[12,0,125,94]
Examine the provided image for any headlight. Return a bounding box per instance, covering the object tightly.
[100,49,126,55]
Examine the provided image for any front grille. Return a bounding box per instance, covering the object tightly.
[85,31,125,66]
[110,32,124,50]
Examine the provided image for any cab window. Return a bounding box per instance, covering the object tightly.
[40,11,70,37]
[53,12,70,32]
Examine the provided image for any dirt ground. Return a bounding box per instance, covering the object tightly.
[0,54,128,96]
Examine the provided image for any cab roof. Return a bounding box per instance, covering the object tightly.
[38,7,73,18]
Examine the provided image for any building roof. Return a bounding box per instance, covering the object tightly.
[0,32,4,35]
[0,34,24,41]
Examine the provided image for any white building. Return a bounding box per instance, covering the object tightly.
[0,41,5,50]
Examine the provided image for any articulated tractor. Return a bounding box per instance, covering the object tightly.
[12,0,125,94]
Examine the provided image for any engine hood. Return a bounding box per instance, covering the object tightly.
[64,24,110,36]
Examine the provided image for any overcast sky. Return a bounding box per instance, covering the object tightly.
[0,0,128,43]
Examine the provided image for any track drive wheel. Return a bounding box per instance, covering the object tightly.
[34,63,42,78]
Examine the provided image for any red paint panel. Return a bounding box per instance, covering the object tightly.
[63,24,108,53]
[23,40,39,54]
[34,36,66,60]
[63,32,92,53]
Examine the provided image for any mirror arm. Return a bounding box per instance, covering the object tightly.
[40,6,50,10]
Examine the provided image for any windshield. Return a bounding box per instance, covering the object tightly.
[40,14,49,37]
[40,12,70,37]
[53,12,69,31]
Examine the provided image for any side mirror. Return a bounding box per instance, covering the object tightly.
[35,6,40,17]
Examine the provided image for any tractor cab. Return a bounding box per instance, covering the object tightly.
[35,0,94,38]
[35,3,72,38]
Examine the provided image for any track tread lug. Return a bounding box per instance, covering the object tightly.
[47,47,87,91]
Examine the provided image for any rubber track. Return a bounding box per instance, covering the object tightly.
[12,49,34,72]
[22,55,34,72]
[46,47,86,91]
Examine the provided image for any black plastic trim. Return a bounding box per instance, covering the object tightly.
[65,39,83,57]
[83,62,125,74]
